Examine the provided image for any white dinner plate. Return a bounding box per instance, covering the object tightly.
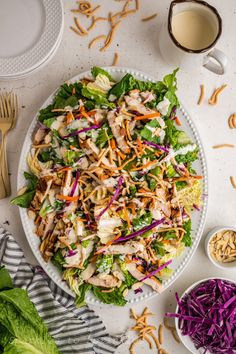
[0,25,63,81]
[17,67,208,305]
[0,0,63,78]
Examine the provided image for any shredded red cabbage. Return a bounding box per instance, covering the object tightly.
[166,279,236,354]
[62,124,101,138]
[143,140,169,153]
[70,170,80,197]
[95,176,124,220]
[113,218,165,243]
[134,287,143,294]
[140,260,172,281]
[193,204,201,211]
[68,249,76,257]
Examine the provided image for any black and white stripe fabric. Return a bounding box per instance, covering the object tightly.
[0,227,126,354]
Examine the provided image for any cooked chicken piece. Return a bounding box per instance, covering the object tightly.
[155,200,171,218]
[129,89,140,99]
[81,263,96,281]
[64,241,94,268]
[137,248,150,262]
[124,96,155,115]
[81,240,94,265]
[39,230,57,262]
[126,263,163,293]
[64,247,83,268]
[95,208,122,244]
[31,190,43,210]
[33,127,47,145]
[140,91,156,104]
[87,274,119,288]
[62,170,72,196]
[36,212,55,239]
[107,111,129,153]
[105,241,145,255]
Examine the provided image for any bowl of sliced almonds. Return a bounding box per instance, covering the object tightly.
[205,226,236,269]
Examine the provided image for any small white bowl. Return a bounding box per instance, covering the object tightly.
[205,226,236,270]
[175,277,236,354]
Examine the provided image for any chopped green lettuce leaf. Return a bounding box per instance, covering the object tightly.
[10,191,36,208]
[182,220,192,247]
[51,250,65,271]
[133,211,152,231]
[82,86,115,108]
[91,66,114,81]
[11,172,38,208]
[96,255,113,274]
[92,286,127,306]
[108,73,135,99]
[75,284,91,308]
[96,124,113,148]
[140,119,160,143]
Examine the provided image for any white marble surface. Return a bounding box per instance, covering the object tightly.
[1,1,236,353]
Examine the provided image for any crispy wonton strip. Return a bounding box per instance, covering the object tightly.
[198,84,205,105]
[142,13,158,21]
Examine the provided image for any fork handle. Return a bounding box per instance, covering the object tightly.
[0,134,11,197]
[0,171,7,199]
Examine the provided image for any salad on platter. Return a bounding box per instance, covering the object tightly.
[12,67,202,306]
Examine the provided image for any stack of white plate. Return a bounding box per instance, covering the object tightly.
[0,0,64,80]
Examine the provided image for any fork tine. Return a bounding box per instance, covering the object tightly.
[2,94,9,117]
[5,93,12,118]
[0,94,4,117]
[12,93,18,127]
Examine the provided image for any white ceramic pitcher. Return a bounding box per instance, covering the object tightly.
[159,0,228,74]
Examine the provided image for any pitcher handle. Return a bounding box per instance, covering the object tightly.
[203,48,228,75]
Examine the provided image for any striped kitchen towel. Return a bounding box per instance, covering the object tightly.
[0,227,127,354]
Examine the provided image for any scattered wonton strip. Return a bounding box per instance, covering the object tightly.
[208,84,227,105]
[197,84,205,105]
[228,113,236,129]
[129,308,170,354]
[142,13,158,21]
[212,144,235,149]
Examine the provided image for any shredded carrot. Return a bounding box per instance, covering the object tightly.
[66,111,74,124]
[131,160,158,171]
[136,138,144,154]
[124,204,131,230]
[77,217,87,222]
[57,194,80,201]
[134,112,160,120]
[110,156,136,170]
[79,106,95,119]
[58,167,73,172]
[110,138,116,149]
[175,117,181,126]
[127,203,136,215]
[117,150,126,160]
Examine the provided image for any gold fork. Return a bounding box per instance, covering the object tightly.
[0,92,18,199]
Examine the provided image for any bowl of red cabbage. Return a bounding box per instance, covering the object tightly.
[166,278,236,354]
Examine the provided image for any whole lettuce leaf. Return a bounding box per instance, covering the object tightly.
[0,267,59,354]
[10,172,38,208]
[0,267,13,291]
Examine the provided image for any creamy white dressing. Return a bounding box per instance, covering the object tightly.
[172,10,217,50]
